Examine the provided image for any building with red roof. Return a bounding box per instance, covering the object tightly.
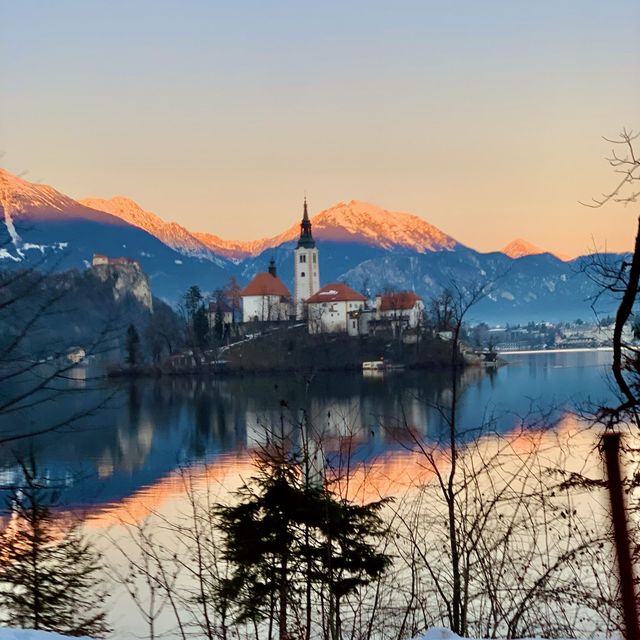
[240,259,292,322]
[306,283,366,335]
[374,290,424,334]
[378,291,421,312]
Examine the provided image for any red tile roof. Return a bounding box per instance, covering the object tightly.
[379,291,421,311]
[306,283,366,304]
[240,272,291,298]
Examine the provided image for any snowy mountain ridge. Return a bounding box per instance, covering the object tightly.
[0,168,93,259]
[257,200,461,253]
[80,196,225,265]
[80,196,462,260]
[0,168,77,214]
[502,238,571,262]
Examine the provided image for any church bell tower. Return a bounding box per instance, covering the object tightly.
[294,197,320,319]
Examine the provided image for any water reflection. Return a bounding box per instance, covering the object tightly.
[89,411,616,640]
[0,351,621,638]
[0,351,616,514]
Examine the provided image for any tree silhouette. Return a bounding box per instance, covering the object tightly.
[126,323,140,365]
[0,458,110,637]
[216,440,390,640]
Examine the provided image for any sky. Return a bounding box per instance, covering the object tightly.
[1,1,639,256]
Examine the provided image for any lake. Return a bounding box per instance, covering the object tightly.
[0,349,617,514]
[0,350,622,639]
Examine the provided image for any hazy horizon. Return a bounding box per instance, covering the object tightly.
[1,1,638,255]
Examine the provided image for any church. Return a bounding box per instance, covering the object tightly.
[239,199,419,334]
[240,198,325,323]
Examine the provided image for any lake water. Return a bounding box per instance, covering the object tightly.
[0,349,616,514]
[0,350,622,638]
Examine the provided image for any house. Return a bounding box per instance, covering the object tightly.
[306,283,366,335]
[240,259,292,322]
[376,291,424,328]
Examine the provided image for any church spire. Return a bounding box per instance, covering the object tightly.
[297,196,315,248]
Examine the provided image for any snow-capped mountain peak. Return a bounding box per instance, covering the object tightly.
[194,199,459,259]
[502,238,571,262]
[306,200,459,252]
[0,169,86,259]
[0,168,77,215]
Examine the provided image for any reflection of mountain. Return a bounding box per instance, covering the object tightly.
[88,411,597,529]
[0,351,615,514]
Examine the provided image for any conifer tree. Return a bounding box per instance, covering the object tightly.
[0,459,110,637]
[216,440,390,640]
[126,322,140,365]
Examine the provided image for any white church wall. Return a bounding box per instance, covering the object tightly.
[242,295,290,323]
[308,300,365,334]
[294,246,320,319]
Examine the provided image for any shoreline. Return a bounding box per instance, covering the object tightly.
[498,347,613,356]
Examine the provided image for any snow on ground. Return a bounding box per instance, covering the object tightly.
[415,629,467,640]
[0,630,91,640]
[414,629,582,640]
[0,626,583,640]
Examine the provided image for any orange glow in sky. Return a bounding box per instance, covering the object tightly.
[1,2,638,256]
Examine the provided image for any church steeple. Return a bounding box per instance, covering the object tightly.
[297,197,315,249]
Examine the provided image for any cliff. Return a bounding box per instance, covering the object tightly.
[89,261,153,312]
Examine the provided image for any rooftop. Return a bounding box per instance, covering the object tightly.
[306,282,366,304]
[240,272,291,298]
[379,291,422,311]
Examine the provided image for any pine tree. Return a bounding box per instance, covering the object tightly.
[216,441,391,640]
[193,306,210,351]
[214,307,224,342]
[0,460,110,637]
[126,322,140,365]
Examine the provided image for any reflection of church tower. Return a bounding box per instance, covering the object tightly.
[294,197,320,319]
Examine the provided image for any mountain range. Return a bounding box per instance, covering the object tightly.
[0,168,622,323]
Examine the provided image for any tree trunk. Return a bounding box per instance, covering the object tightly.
[448,323,462,635]
[279,555,288,640]
[612,215,640,415]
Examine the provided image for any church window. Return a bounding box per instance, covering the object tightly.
[300,255,307,263]
[313,254,316,263]
[301,272,305,277]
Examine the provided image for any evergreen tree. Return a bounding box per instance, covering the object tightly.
[216,441,390,640]
[183,285,203,323]
[193,306,210,351]
[126,322,140,365]
[214,307,224,342]
[0,460,110,637]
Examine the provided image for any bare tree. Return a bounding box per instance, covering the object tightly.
[0,262,122,446]
[581,128,640,427]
